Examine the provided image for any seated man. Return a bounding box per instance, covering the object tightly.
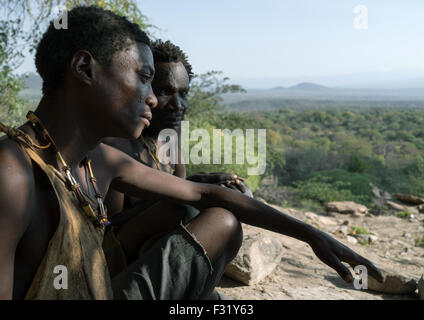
[0,6,382,300]
[102,40,252,279]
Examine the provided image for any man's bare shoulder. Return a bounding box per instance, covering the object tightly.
[94,142,152,177]
[92,142,132,162]
[89,142,135,175]
[0,136,35,232]
[102,137,147,163]
[0,136,34,180]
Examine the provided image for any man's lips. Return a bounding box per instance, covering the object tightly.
[140,111,152,127]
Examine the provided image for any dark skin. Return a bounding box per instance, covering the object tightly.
[103,61,190,215]
[0,41,383,300]
[103,61,249,264]
[103,61,247,213]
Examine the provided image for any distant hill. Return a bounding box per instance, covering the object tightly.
[19,72,42,103]
[288,82,329,91]
[23,72,42,91]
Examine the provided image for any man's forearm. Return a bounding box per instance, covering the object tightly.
[173,163,186,179]
[197,184,318,244]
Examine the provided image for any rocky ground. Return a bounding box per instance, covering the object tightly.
[216,203,424,300]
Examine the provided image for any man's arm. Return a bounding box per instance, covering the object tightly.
[173,164,186,179]
[0,142,33,299]
[105,144,383,283]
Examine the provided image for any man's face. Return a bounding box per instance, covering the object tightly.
[91,41,158,139]
[147,61,190,134]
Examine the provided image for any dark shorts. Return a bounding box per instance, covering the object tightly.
[104,204,214,300]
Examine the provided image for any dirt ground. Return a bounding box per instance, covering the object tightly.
[216,204,424,300]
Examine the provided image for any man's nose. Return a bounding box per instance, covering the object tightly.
[146,89,158,110]
[169,94,183,112]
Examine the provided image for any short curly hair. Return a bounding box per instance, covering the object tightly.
[35,5,150,95]
[151,40,193,81]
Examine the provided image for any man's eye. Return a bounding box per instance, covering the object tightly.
[138,73,151,82]
[156,89,172,96]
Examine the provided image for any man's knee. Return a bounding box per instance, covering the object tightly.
[175,204,200,225]
[203,208,243,259]
[223,211,243,261]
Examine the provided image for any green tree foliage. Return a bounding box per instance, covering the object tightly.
[185,71,264,190]
[186,71,245,127]
[0,0,155,52]
[0,19,31,126]
[0,0,154,127]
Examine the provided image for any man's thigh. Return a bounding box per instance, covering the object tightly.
[111,223,213,300]
[111,203,199,265]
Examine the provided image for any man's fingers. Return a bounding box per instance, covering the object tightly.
[210,173,236,183]
[228,184,238,191]
[342,253,384,283]
[329,257,353,283]
[236,181,247,193]
[357,259,384,283]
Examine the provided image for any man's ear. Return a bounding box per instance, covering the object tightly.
[70,50,97,86]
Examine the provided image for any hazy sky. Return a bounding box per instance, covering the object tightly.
[14,0,424,80]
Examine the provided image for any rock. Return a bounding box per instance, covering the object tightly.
[419,274,424,300]
[371,184,382,198]
[304,211,339,227]
[325,201,368,216]
[393,193,424,205]
[356,234,378,244]
[368,265,418,294]
[339,225,349,236]
[371,183,391,200]
[402,232,411,238]
[368,235,378,243]
[347,235,358,244]
[326,211,338,217]
[224,232,283,285]
[386,201,419,215]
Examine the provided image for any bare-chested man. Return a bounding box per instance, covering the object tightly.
[0,6,382,300]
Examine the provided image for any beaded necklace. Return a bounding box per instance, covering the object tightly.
[26,111,110,230]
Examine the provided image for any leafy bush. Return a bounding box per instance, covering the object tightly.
[395,211,412,219]
[309,169,375,205]
[292,176,360,206]
[349,226,370,235]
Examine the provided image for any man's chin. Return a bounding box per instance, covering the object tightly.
[133,124,146,139]
[123,123,145,140]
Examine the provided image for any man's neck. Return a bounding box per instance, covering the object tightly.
[30,94,102,168]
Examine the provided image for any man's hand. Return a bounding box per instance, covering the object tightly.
[309,229,383,283]
[187,172,253,197]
